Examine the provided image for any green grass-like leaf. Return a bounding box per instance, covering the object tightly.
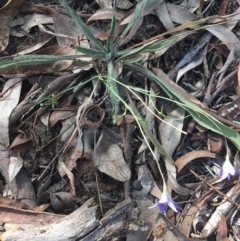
[0,55,82,70]
[116,37,177,62]
[59,0,105,52]
[75,46,105,58]
[120,0,160,39]
[101,75,191,195]
[129,63,240,149]
[106,16,116,55]
[106,61,119,124]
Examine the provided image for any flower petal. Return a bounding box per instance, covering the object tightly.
[157,202,168,212]
[167,196,181,212]
[159,192,168,203]
[148,203,158,209]
[235,168,240,176]
[219,160,236,180]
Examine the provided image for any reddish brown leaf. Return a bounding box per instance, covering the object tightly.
[175,150,219,173]
[216,214,229,241]
[207,132,223,153]
[49,106,77,128]
[0,205,64,225]
[9,133,31,149]
[87,9,123,23]
[218,0,229,16]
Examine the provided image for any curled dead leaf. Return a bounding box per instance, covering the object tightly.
[175,150,219,173]
[84,105,105,128]
[0,0,25,51]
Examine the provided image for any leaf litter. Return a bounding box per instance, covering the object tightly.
[1,0,240,240]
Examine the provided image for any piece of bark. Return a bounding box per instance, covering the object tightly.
[0,144,37,208]
[0,196,29,209]
[0,199,98,241]
[0,205,64,225]
[82,198,132,241]
[0,198,134,241]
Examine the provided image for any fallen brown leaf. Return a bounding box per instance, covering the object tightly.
[0,0,25,51]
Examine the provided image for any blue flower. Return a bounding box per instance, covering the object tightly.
[219,153,240,180]
[149,184,181,213]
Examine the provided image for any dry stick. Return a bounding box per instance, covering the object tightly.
[212,69,238,101]
[167,32,212,80]
[202,72,217,107]
[189,168,240,209]
[120,117,133,199]
[217,46,236,84]
[95,172,104,216]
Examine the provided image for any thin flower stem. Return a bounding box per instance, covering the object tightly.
[100,76,167,183]
[103,75,187,134]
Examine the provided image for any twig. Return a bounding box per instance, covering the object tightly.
[189,168,240,209]
[120,117,133,200]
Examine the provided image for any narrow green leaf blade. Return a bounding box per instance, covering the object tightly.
[116,38,177,62]
[59,0,105,52]
[120,0,160,38]
[128,64,240,149]
[142,37,177,52]
[0,54,82,70]
[106,60,119,124]
[75,46,105,58]
[106,15,116,54]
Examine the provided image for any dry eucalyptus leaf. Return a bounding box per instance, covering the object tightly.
[206,25,240,51]
[11,35,54,56]
[159,107,185,158]
[155,1,175,31]
[166,3,197,24]
[9,156,23,182]
[159,107,191,195]
[9,13,53,37]
[185,0,200,13]
[39,6,89,48]
[95,0,112,9]
[94,134,131,182]
[117,0,133,9]
[216,214,229,241]
[58,158,76,196]
[176,54,203,83]
[0,78,22,146]
[138,165,162,199]
[0,0,24,51]
[87,9,124,23]
[97,144,131,182]
[175,150,218,173]
[57,130,83,196]
[49,106,76,128]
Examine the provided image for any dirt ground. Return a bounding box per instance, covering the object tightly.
[0,0,240,240]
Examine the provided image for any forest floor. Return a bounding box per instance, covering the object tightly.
[0,0,240,240]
